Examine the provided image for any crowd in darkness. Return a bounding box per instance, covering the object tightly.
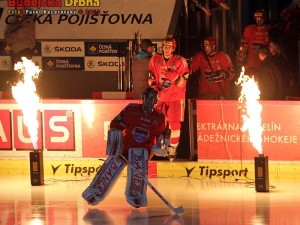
[132,3,299,103]
[188,5,300,101]
[236,5,299,100]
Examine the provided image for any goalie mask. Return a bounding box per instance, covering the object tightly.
[142,88,159,114]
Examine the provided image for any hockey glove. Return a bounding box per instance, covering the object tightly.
[151,145,167,157]
[236,44,248,66]
[211,70,229,82]
[151,135,168,157]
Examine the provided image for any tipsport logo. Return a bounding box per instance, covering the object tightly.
[51,163,101,176]
[184,166,249,179]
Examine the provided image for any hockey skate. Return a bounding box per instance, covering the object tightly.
[167,146,176,162]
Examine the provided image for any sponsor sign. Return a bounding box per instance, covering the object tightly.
[0,56,42,70]
[2,99,300,163]
[0,41,42,56]
[42,57,84,70]
[13,110,43,150]
[0,102,82,158]
[0,99,140,159]
[34,42,42,56]
[84,42,126,57]
[0,0,176,39]
[31,56,43,69]
[85,56,125,71]
[0,41,41,70]
[0,109,75,151]
[196,100,300,161]
[0,110,12,149]
[44,109,75,150]
[42,41,84,57]
[0,56,11,70]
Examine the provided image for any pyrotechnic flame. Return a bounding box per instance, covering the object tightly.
[236,67,263,154]
[82,100,95,127]
[12,57,41,150]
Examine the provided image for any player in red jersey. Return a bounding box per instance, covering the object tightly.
[148,37,189,161]
[110,88,171,160]
[190,37,234,100]
[82,88,171,208]
[237,9,272,74]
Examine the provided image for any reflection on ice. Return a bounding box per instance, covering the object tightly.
[0,176,300,225]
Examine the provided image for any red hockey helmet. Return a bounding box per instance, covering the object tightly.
[203,37,216,46]
[254,9,266,20]
[162,38,177,50]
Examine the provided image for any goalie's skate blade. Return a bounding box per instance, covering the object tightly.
[173,206,184,214]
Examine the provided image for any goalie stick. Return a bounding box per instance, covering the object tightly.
[120,155,184,214]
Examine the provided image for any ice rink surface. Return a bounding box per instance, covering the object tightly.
[1,175,300,225]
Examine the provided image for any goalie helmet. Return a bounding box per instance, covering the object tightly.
[141,88,159,114]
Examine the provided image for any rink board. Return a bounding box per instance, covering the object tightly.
[1,99,300,180]
[196,100,300,161]
[1,159,300,180]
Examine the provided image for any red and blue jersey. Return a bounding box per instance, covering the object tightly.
[110,103,170,158]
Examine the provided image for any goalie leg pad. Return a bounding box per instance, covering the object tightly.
[106,130,123,156]
[82,155,126,205]
[125,148,149,208]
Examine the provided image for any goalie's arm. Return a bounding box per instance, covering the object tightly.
[110,110,127,131]
[107,105,131,156]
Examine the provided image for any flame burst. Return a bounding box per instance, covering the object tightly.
[12,57,41,150]
[82,100,95,127]
[236,67,263,154]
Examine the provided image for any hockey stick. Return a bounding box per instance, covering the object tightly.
[120,155,184,214]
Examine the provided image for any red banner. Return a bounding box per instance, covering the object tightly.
[3,99,300,161]
[13,110,43,150]
[44,110,75,150]
[81,100,140,158]
[0,99,140,158]
[197,100,300,161]
[0,110,11,149]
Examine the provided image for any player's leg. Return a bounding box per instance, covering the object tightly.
[82,155,126,205]
[166,99,185,161]
[125,148,149,208]
[82,129,125,205]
